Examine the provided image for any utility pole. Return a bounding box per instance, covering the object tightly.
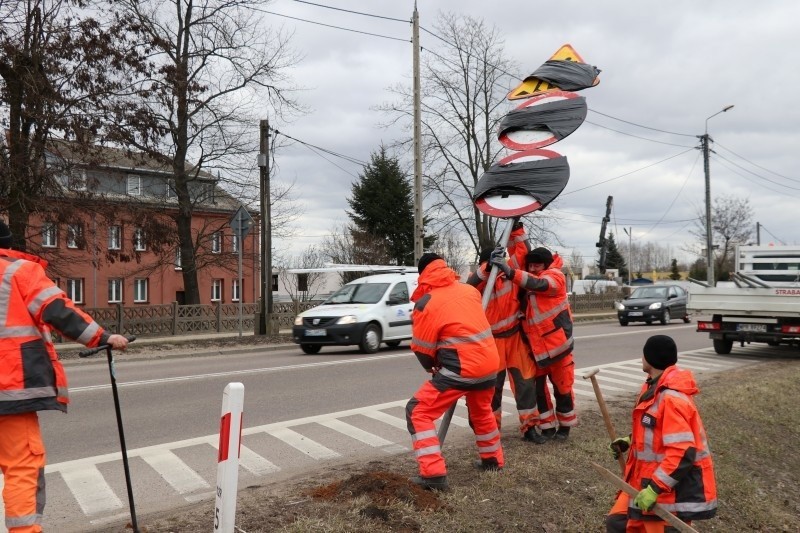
[412,2,423,264]
[623,227,632,286]
[258,120,272,335]
[700,133,714,286]
[756,221,761,245]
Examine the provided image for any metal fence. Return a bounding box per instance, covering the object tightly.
[60,292,618,342]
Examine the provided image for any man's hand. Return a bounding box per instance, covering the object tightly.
[107,334,129,351]
[489,245,505,263]
[609,435,631,459]
[633,485,659,511]
[490,257,514,278]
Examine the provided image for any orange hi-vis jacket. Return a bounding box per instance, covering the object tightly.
[510,253,574,368]
[0,249,109,415]
[468,226,529,337]
[625,365,718,522]
[411,259,499,389]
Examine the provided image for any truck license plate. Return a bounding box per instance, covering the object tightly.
[736,324,767,333]
[305,329,326,336]
[628,311,643,317]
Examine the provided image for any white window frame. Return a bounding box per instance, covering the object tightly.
[211,279,223,302]
[211,231,222,254]
[231,279,240,302]
[108,225,121,250]
[66,224,82,249]
[174,247,182,270]
[42,223,57,248]
[108,279,123,303]
[231,233,239,253]
[66,278,84,304]
[127,175,141,196]
[133,227,146,251]
[133,278,148,303]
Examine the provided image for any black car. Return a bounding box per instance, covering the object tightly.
[615,285,690,326]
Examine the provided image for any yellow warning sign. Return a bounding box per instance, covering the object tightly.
[507,44,599,101]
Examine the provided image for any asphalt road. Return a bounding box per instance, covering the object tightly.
[15,320,758,531]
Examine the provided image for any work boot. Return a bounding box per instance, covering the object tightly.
[409,475,449,491]
[523,427,556,444]
[473,457,503,472]
[554,427,570,441]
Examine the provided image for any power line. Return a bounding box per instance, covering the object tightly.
[712,151,800,191]
[257,9,410,42]
[584,120,695,148]
[588,109,695,137]
[287,0,409,23]
[714,141,799,183]
[638,150,702,238]
[272,129,367,166]
[757,223,786,245]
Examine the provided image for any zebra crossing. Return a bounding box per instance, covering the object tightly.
[0,346,765,531]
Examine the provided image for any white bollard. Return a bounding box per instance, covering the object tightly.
[214,382,244,533]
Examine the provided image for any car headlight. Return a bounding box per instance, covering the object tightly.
[614,302,625,311]
[294,316,303,326]
[336,315,358,325]
[649,302,663,310]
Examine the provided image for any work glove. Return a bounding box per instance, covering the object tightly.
[609,435,631,459]
[633,485,659,512]
[491,257,514,279]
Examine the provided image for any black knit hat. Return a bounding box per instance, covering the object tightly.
[526,247,553,266]
[479,247,495,264]
[0,220,12,249]
[418,252,442,274]
[643,335,678,370]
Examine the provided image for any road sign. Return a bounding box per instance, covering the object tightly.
[498,90,587,151]
[507,44,599,100]
[229,205,254,238]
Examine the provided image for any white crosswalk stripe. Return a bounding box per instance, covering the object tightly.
[4,346,763,532]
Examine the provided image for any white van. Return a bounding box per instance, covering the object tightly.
[570,279,620,295]
[291,271,419,354]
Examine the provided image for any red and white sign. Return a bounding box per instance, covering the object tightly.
[474,149,561,217]
[499,90,582,151]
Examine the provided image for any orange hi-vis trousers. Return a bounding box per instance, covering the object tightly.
[0,412,46,533]
[491,333,538,433]
[406,381,503,478]
[606,491,691,532]
[534,353,577,430]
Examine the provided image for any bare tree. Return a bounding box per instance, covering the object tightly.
[690,195,753,280]
[278,245,327,301]
[108,0,300,304]
[429,229,472,278]
[320,223,390,284]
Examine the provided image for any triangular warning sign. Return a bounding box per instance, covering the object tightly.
[507,44,599,101]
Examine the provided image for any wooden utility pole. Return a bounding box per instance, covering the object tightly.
[258,119,272,334]
[412,2,423,264]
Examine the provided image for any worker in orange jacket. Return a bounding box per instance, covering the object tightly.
[466,222,539,439]
[406,253,503,490]
[0,221,128,533]
[492,246,576,443]
[606,335,717,532]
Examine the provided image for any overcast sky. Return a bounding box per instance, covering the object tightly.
[264,0,799,267]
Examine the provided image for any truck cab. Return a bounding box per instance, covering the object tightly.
[292,271,419,354]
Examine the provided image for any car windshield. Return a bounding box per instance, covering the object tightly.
[630,287,668,299]
[324,283,390,304]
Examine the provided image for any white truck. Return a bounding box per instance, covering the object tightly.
[688,245,800,354]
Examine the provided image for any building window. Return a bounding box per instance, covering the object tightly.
[127,175,141,195]
[231,233,239,253]
[272,274,278,292]
[211,279,223,302]
[232,279,240,302]
[108,279,123,303]
[108,225,121,250]
[69,170,88,191]
[134,278,148,302]
[211,232,222,254]
[66,224,83,249]
[133,227,146,251]
[42,223,57,248]
[66,279,84,304]
[166,178,176,198]
[175,247,182,270]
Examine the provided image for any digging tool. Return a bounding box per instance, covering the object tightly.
[79,335,138,532]
[437,217,517,444]
[591,462,699,533]
[582,368,626,473]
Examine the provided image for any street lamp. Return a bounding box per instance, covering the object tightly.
[700,105,734,286]
[623,227,632,286]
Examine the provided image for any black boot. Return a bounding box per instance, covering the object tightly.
[523,427,556,444]
[473,457,502,471]
[554,426,570,441]
[410,475,449,491]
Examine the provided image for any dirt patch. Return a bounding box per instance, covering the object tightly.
[308,470,447,511]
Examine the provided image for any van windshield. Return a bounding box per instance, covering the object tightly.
[324,283,390,304]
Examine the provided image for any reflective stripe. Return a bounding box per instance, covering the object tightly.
[57,386,69,400]
[539,421,557,429]
[475,429,499,442]
[0,387,57,401]
[491,314,518,332]
[27,285,64,316]
[437,328,493,348]
[518,407,537,416]
[631,449,665,462]
[437,367,496,385]
[477,268,488,281]
[76,320,101,345]
[663,431,695,444]
[654,466,679,488]
[659,500,718,513]
[526,300,569,326]
[0,260,26,326]
[477,442,501,453]
[42,330,53,343]
[0,326,42,338]
[5,513,42,527]
[411,429,438,442]
[414,445,441,458]
[411,336,437,350]
[539,409,555,419]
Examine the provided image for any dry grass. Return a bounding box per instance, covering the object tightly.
[129,358,800,532]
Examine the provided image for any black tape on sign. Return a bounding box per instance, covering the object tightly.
[472,156,570,210]
[527,60,601,92]
[497,97,587,141]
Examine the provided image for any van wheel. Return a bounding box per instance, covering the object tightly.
[660,309,671,325]
[300,344,321,355]
[713,339,733,355]
[385,340,402,348]
[359,324,382,354]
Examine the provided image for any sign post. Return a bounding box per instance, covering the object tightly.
[214,382,244,533]
[229,206,254,337]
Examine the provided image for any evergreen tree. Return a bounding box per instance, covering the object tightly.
[598,232,628,278]
[669,258,682,280]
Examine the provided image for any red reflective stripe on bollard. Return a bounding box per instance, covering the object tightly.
[218,412,231,462]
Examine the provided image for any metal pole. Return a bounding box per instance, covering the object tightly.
[238,215,243,338]
[628,228,632,286]
[258,120,271,334]
[701,133,714,286]
[756,222,761,245]
[412,3,423,264]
